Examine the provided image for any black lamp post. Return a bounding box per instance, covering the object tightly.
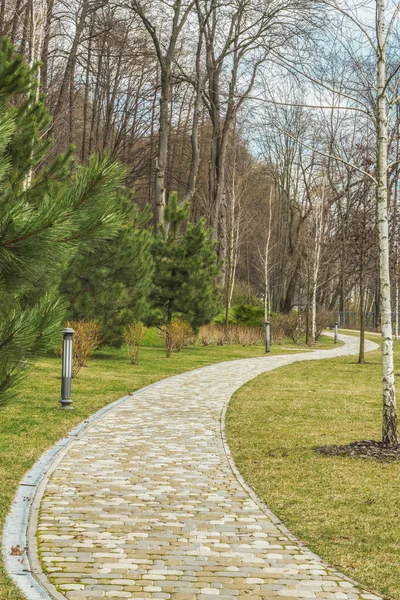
[60,327,75,409]
[265,321,271,353]
[334,322,339,344]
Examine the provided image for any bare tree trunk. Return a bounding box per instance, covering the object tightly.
[89,33,106,156]
[395,208,399,344]
[394,106,399,342]
[149,68,158,207]
[0,0,6,35]
[80,15,93,164]
[11,0,23,43]
[219,187,227,286]
[224,153,243,328]
[359,271,365,364]
[68,67,75,146]
[155,69,170,227]
[396,268,399,341]
[20,2,30,62]
[377,0,399,445]
[54,0,89,118]
[40,0,54,94]
[230,218,240,307]
[184,35,203,202]
[305,263,311,345]
[225,178,236,329]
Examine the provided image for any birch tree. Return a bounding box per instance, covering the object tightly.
[310,188,324,344]
[259,0,400,444]
[23,0,47,189]
[263,189,273,321]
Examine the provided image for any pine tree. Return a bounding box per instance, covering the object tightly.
[152,192,221,328]
[60,201,154,347]
[0,38,124,401]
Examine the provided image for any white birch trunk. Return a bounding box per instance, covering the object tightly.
[229,216,240,308]
[228,172,236,305]
[377,0,399,445]
[311,196,323,344]
[264,189,273,322]
[24,0,47,191]
[396,266,399,341]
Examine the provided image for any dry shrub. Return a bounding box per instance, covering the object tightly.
[223,326,233,345]
[200,324,214,346]
[270,314,286,345]
[187,331,199,346]
[199,324,264,347]
[285,313,306,345]
[236,326,264,346]
[66,320,102,377]
[160,318,193,357]
[123,322,147,365]
[215,326,226,346]
[315,307,334,340]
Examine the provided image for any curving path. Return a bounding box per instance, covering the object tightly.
[6,334,382,600]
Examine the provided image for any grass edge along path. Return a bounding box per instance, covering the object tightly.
[0,336,336,600]
[225,334,400,600]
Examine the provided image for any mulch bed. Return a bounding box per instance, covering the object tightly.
[315,440,400,462]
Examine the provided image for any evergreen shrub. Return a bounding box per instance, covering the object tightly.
[214,304,264,327]
[152,193,221,329]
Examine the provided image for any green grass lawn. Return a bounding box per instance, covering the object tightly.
[225,334,400,600]
[0,334,335,599]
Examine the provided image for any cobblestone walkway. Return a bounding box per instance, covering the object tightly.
[36,335,381,600]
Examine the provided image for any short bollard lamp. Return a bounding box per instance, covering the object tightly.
[334,322,339,344]
[60,327,75,409]
[265,321,271,353]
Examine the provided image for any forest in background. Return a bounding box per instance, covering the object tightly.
[1,0,395,321]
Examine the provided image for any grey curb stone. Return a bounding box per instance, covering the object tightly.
[2,333,380,600]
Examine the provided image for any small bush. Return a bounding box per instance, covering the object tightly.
[66,320,102,377]
[236,326,264,346]
[123,322,147,364]
[159,319,193,357]
[232,304,265,327]
[315,307,334,340]
[212,325,225,346]
[270,314,286,345]
[201,324,214,346]
[285,313,306,345]
[199,324,264,347]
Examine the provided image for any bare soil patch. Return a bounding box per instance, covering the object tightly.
[315,439,400,461]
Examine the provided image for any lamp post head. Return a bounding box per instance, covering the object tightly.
[63,327,75,335]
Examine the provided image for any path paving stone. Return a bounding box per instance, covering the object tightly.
[36,335,381,600]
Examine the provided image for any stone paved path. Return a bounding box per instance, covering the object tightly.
[36,334,381,600]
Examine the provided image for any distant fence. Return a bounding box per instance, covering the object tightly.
[337,311,400,330]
